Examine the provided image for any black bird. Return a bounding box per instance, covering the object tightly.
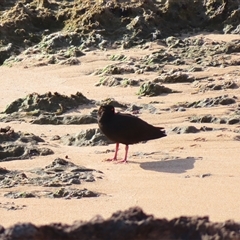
[98,105,166,163]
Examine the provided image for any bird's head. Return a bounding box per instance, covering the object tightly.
[98,105,115,120]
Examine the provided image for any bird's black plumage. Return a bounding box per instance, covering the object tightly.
[98,105,166,163]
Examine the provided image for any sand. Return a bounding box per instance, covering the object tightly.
[0,33,240,228]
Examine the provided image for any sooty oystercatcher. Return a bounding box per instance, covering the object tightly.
[98,105,166,163]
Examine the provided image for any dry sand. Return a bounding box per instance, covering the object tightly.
[0,34,240,228]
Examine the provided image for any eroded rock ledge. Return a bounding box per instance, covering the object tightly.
[0,207,239,240]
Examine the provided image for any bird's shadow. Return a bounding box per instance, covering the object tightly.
[137,157,197,174]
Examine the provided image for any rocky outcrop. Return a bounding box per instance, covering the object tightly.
[0,0,239,65]
[0,207,239,240]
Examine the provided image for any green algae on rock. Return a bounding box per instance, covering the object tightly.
[96,76,141,87]
[137,82,174,97]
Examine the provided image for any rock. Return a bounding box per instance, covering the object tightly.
[157,72,195,83]
[109,54,128,61]
[50,188,99,199]
[169,126,200,134]
[179,95,236,108]
[0,207,240,239]
[189,115,215,123]
[37,0,51,8]
[189,114,240,125]
[96,76,140,87]
[98,99,128,109]
[0,158,103,195]
[94,64,135,76]
[0,126,53,162]
[0,43,13,65]
[4,192,36,199]
[137,82,174,97]
[3,223,38,239]
[142,49,175,65]
[193,80,238,92]
[165,36,184,48]
[219,97,236,105]
[0,1,240,66]
[60,129,113,147]
[228,117,240,125]
[224,40,240,54]
[30,114,97,125]
[4,92,92,115]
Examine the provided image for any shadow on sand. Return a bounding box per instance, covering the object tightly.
[139,157,196,174]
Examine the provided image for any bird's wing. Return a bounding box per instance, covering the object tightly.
[110,113,163,144]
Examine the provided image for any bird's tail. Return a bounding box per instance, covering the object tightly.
[158,127,167,137]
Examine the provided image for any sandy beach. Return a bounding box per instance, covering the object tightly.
[0,32,240,230]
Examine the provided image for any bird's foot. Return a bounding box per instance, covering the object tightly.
[104,158,117,162]
[114,159,128,164]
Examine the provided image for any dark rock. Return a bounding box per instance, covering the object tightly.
[224,40,240,54]
[0,207,240,239]
[219,97,236,105]
[189,115,215,123]
[0,43,13,65]
[0,167,9,174]
[3,223,38,240]
[219,118,228,124]
[0,1,240,66]
[228,117,240,125]
[200,126,213,132]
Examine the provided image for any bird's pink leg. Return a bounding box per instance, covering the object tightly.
[116,145,128,163]
[106,143,119,161]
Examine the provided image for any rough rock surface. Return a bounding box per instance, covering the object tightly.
[60,129,113,147]
[1,0,240,66]
[3,92,92,115]
[0,207,239,240]
[0,126,53,162]
[30,114,97,125]
[0,158,103,199]
[176,95,237,108]
[137,82,175,97]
